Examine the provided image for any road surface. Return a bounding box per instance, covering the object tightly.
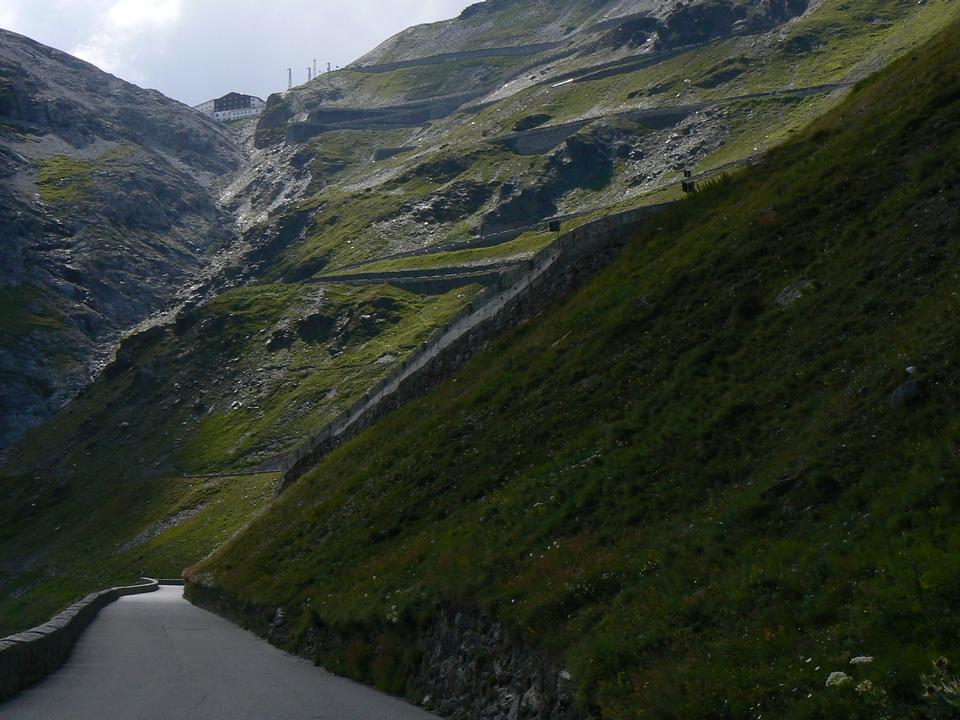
[1,586,437,720]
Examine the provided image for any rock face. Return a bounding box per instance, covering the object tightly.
[0,29,242,448]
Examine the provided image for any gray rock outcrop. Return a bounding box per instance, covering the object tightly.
[0,29,243,448]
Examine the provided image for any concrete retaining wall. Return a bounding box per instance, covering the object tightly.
[273,200,672,490]
[0,578,159,702]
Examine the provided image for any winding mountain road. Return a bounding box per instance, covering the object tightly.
[0,586,436,720]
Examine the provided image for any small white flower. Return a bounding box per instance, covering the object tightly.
[856,680,875,695]
[826,671,853,688]
[850,656,874,666]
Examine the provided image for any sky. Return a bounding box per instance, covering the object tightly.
[0,0,476,106]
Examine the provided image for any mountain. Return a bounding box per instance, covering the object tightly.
[15,0,941,484]
[0,29,242,449]
[191,20,960,719]
[1,0,959,716]
[356,0,810,66]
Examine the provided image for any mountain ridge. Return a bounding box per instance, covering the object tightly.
[0,27,243,448]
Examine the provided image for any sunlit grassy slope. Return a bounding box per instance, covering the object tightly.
[0,470,277,636]
[193,22,960,719]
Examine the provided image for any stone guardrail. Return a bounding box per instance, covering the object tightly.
[0,577,160,702]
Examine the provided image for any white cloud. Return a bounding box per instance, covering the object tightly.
[107,0,181,29]
[71,0,183,81]
[3,0,474,103]
[0,0,26,31]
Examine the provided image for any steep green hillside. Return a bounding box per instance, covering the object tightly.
[5,281,480,477]
[192,22,960,720]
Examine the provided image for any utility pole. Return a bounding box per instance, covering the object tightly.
[327,62,331,73]
[287,68,292,90]
[307,67,312,82]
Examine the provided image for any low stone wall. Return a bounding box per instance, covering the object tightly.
[186,582,579,720]
[0,578,159,702]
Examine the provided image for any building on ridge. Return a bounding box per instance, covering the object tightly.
[194,92,266,122]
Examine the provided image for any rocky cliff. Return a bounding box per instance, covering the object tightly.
[0,28,242,448]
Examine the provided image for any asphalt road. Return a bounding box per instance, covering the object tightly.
[1,586,437,720]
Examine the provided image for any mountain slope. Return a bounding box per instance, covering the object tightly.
[0,28,242,448]
[0,0,958,696]
[354,0,808,66]
[189,20,960,720]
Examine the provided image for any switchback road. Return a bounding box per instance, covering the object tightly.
[1,586,436,720]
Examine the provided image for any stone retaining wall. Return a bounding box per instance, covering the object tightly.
[273,200,673,491]
[0,578,159,702]
[186,583,579,720]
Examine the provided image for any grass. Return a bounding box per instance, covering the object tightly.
[0,279,480,633]
[333,230,556,275]
[0,285,64,339]
[35,155,94,205]
[191,21,960,720]
[695,93,848,171]
[0,470,277,636]
[34,146,135,206]
[5,282,482,481]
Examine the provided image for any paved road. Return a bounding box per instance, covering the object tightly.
[1,587,437,720]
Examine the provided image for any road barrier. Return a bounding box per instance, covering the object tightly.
[0,578,159,702]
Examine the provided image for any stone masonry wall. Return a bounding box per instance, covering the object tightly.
[274,201,671,491]
[0,579,159,702]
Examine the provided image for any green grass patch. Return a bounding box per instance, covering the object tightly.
[0,285,65,338]
[335,230,556,275]
[36,155,94,204]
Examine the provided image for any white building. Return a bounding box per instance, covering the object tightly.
[194,92,266,122]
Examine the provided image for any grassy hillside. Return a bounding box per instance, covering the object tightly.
[192,21,960,720]
[0,469,277,636]
[0,279,479,633]
[5,281,480,478]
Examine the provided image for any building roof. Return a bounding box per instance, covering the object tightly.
[194,92,265,110]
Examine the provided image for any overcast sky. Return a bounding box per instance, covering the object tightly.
[0,0,476,106]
